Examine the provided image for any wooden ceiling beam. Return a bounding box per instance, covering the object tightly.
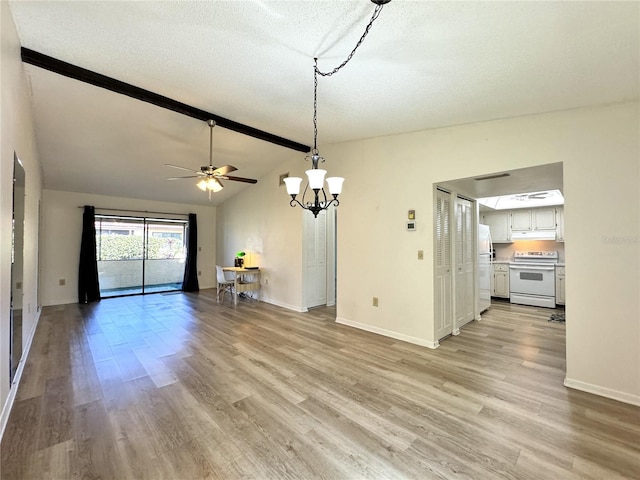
[21,47,310,153]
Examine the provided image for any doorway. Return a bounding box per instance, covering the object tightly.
[434,162,565,343]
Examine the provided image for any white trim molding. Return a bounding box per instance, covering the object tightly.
[0,309,42,441]
[335,317,439,349]
[260,297,307,313]
[564,377,640,407]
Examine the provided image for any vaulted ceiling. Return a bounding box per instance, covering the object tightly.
[8,1,639,206]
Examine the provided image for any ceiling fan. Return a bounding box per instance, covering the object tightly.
[166,120,258,198]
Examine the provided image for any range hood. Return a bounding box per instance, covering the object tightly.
[511,230,557,241]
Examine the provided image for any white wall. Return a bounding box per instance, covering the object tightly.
[217,153,305,311]
[323,102,639,404]
[220,102,639,405]
[41,190,217,306]
[1,1,44,434]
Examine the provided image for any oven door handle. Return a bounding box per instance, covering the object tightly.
[509,265,555,271]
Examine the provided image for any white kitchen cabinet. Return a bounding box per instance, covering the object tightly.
[532,208,557,230]
[510,210,532,231]
[511,207,556,231]
[482,212,511,243]
[483,206,563,243]
[556,206,565,242]
[492,263,510,298]
[556,266,565,305]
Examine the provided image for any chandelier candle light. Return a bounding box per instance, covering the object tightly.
[284,0,390,218]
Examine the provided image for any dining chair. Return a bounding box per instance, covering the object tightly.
[216,265,235,304]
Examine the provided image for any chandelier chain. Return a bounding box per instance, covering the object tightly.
[311,3,384,155]
[311,3,385,153]
[290,1,388,217]
[313,59,319,152]
[315,4,385,78]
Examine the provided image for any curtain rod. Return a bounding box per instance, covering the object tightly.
[78,206,189,217]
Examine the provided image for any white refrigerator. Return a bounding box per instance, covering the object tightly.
[478,224,493,313]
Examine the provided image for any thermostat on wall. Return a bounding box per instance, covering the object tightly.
[407,221,416,231]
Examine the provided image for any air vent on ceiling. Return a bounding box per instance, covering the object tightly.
[474,173,511,181]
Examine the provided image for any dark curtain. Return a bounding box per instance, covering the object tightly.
[78,205,101,303]
[182,213,199,292]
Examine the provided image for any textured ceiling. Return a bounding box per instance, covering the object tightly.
[8,1,639,206]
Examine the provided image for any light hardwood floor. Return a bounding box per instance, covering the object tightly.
[2,291,639,479]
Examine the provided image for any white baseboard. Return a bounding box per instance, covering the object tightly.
[0,308,42,442]
[335,317,439,349]
[564,377,640,407]
[260,297,307,313]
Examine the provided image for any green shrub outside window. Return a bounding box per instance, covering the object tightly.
[97,234,184,260]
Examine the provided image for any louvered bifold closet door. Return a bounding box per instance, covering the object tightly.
[435,189,453,340]
[455,197,475,328]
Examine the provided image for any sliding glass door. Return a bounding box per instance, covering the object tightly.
[143,218,187,294]
[95,215,187,297]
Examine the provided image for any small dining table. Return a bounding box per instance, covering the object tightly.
[222,267,261,305]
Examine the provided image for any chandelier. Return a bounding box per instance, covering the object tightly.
[284,0,390,218]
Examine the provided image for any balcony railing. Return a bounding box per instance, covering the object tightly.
[98,258,185,296]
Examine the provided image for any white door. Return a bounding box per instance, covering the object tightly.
[435,189,453,340]
[304,209,327,309]
[455,197,475,329]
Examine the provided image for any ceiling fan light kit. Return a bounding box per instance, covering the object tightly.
[166,119,257,200]
[197,177,223,193]
[285,0,390,218]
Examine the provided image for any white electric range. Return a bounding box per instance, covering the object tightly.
[510,251,558,308]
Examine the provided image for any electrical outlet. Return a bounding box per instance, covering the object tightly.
[59,279,66,286]
[264,278,269,285]
[198,270,201,276]
[418,250,424,260]
[372,297,379,307]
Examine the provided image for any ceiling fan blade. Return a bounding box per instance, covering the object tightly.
[165,163,200,173]
[212,165,238,176]
[167,175,202,180]
[223,175,258,184]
